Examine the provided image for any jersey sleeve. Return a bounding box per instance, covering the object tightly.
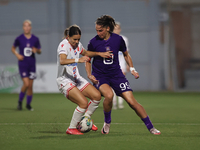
[87,40,94,52]
[58,41,68,56]
[35,37,41,49]
[13,37,19,48]
[119,36,127,52]
[122,35,129,51]
[79,42,84,54]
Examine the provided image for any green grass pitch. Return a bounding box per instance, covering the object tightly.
[0,92,200,150]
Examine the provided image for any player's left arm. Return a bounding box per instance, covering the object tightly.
[123,51,139,79]
[81,49,112,58]
[32,47,41,54]
[32,38,42,54]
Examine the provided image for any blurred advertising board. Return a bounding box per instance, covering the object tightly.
[0,64,59,93]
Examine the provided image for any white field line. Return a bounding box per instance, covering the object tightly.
[0,123,200,126]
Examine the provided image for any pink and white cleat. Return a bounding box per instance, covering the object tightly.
[101,122,110,134]
[150,128,161,135]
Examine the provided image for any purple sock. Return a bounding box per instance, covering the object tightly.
[26,95,32,105]
[104,110,111,124]
[141,116,154,131]
[18,91,25,102]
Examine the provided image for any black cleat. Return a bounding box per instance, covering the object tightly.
[26,104,34,111]
[17,101,22,110]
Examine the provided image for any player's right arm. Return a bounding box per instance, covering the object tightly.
[85,61,98,84]
[81,49,112,58]
[59,54,90,65]
[11,46,24,61]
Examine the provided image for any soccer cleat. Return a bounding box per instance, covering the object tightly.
[26,104,34,111]
[101,122,110,134]
[91,124,98,131]
[66,128,83,135]
[118,104,124,109]
[113,105,117,110]
[150,128,161,135]
[17,101,22,110]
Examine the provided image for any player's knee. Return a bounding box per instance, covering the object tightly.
[79,100,88,109]
[23,83,29,89]
[91,92,101,101]
[128,101,140,110]
[104,92,114,100]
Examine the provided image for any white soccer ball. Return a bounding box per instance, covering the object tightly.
[77,116,93,133]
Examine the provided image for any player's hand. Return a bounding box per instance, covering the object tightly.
[99,51,113,58]
[32,47,41,54]
[17,54,24,61]
[79,56,90,63]
[32,47,37,53]
[88,75,98,84]
[131,70,139,79]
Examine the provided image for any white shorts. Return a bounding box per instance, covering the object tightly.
[56,76,90,98]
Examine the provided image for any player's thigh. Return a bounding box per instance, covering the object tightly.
[28,79,34,88]
[68,87,88,108]
[99,84,114,101]
[22,77,30,87]
[82,84,101,101]
[120,91,138,106]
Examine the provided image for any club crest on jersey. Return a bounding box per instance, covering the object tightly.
[74,50,77,55]
[106,46,110,51]
[26,43,30,47]
[61,44,64,47]
[22,72,26,76]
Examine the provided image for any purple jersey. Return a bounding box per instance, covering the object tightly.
[13,34,41,65]
[13,34,41,79]
[88,33,127,78]
[88,33,132,96]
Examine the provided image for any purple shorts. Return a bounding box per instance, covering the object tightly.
[18,63,36,79]
[93,75,132,96]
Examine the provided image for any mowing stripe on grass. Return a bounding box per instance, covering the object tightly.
[0,123,200,125]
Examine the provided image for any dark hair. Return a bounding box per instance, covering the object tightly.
[96,15,116,32]
[64,25,81,38]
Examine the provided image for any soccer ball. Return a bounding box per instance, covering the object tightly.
[77,116,93,133]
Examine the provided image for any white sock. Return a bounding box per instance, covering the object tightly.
[84,100,100,117]
[112,89,117,107]
[118,96,123,106]
[69,106,86,128]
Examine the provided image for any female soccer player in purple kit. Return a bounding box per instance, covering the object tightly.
[11,20,41,111]
[86,15,161,135]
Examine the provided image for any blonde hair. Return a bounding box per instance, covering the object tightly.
[23,19,32,26]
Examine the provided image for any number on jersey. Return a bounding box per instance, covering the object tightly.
[119,82,131,91]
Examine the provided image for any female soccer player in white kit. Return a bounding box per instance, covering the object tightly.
[56,25,112,135]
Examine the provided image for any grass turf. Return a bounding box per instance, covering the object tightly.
[0,92,200,150]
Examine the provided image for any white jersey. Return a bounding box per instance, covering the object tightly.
[118,35,129,73]
[56,38,84,88]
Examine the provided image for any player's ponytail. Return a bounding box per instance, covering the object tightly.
[63,24,81,39]
[96,15,116,32]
